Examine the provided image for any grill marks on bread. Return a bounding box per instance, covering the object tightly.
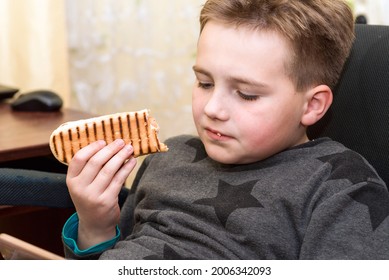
[50,109,168,165]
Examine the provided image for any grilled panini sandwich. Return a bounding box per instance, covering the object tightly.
[49,109,168,165]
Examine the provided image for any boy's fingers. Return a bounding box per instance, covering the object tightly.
[93,144,134,192]
[106,156,137,195]
[67,140,106,178]
[77,139,127,186]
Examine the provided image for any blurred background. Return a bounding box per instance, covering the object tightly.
[1,0,388,141]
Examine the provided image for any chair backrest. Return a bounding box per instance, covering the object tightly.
[307,24,389,188]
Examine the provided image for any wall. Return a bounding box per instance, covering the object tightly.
[352,0,389,25]
[66,0,205,141]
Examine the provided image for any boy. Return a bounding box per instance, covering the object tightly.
[63,0,389,259]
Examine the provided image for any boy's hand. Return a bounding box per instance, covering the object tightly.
[66,139,137,250]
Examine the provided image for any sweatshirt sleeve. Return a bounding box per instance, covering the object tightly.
[300,180,389,259]
[62,213,120,259]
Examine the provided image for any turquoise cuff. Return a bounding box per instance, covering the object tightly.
[62,212,120,256]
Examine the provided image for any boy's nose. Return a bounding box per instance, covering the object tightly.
[203,89,229,121]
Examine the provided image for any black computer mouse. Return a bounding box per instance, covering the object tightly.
[0,84,19,101]
[11,90,63,112]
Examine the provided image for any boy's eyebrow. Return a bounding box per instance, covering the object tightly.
[192,65,270,89]
[192,65,211,76]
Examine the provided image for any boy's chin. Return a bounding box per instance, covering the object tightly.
[205,146,252,165]
[204,143,274,165]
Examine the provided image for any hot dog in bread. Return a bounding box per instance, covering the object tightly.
[49,109,168,165]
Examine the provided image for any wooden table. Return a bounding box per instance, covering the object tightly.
[0,103,93,163]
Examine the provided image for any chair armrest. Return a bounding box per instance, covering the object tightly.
[0,233,64,260]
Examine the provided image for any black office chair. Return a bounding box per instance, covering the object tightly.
[0,168,129,207]
[308,24,389,188]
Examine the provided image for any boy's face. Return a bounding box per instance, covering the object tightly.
[192,21,309,164]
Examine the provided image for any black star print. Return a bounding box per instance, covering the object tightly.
[143,244,196,260]
[185,138,208,163]
[194,179,263,227]
[319,151,389,231]
[318,150,380,184]
[349,183,389,231]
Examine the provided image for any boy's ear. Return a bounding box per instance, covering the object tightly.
[301,85,333,126]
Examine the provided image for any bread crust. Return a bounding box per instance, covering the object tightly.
[49,109,168,165]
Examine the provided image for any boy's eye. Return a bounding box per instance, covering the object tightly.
[198,81,214,90]
[238,91,259,101]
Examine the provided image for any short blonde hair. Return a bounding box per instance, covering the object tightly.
[200,0,355,92]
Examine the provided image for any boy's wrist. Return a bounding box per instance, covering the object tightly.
[63,213,120,256]
[77,222,118,250]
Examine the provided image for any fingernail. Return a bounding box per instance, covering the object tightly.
[124,144,134,153]
[97,140,106,146]
[114,139,125,147]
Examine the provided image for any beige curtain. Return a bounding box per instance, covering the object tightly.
[0,0,70,106]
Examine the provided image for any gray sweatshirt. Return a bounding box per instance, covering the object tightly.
[64,135,389,259]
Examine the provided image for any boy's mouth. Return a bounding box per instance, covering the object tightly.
[205,128,230,141]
